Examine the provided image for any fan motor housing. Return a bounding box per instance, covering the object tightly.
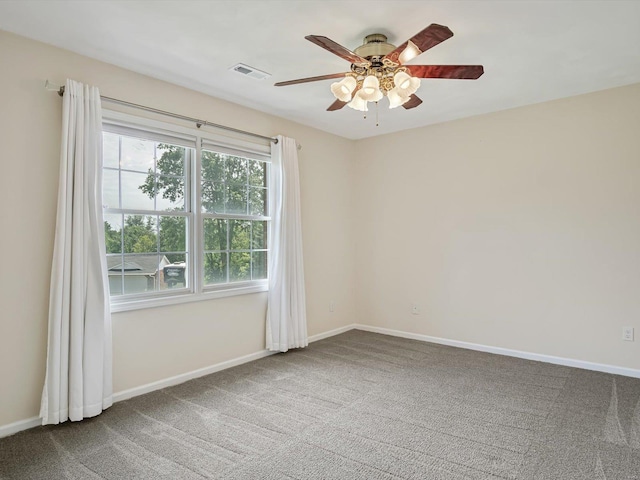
[354,34,396,59]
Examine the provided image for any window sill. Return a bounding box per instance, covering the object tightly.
[110,283,268,313]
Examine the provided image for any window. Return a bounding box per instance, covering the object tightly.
[102,113,270,310]
[201,147,269,286]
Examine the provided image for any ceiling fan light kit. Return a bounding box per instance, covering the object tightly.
[330,76,357,102]
[348,91,368,112]
[387,87,410,108]
[275,23,484,115]
[357,75,383,101]
[398,40,421,64]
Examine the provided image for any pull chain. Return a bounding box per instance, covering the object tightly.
[360,103,380,126]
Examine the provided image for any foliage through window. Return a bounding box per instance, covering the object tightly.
[102,121,270,305]
[201,149,268,285]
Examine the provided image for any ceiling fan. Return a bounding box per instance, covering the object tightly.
[275,24,484,112]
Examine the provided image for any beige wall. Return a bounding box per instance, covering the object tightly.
[0,31,356,427]
[354,83,640,370]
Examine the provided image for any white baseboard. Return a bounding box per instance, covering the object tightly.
[6,322,637,439]
[114,323,355,403]
[308,324,355,343]
[112,349,276,403]
[0,323,356,438]
[353,324,640,379]
[0,416,41,439]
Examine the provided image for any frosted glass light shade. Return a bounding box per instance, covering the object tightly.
[330,76,357,102]
[359,75,383,102]
[387,87,411,109]
[393,71,420,96]
[361,75,379,92]
[398,40,421,64]
[347,90,368,111]
[394,71,411,89]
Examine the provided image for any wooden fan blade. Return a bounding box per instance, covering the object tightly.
[305,35,369,65]
[402,95,423,110]
[275,72,350,87]
[385,24,454,64]
[327,99,348,111]
[406,65,484,79]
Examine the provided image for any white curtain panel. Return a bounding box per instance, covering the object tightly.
[266,135,308,352]
[40,79,113,425]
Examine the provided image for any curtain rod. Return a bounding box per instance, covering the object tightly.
[46,80,281,145]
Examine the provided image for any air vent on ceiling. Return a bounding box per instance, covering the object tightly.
[229,63,271,80]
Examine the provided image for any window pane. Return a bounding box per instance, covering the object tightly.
[103,169,120,209]
[203,218,227,251]
[108,254,161,295]
[161,253,187,290]
[120,136,155,172]
[248,160,266,187]
[252,221,267,249]
[103,132,119,168]
[225,156,247,184]
[252,251,267,280]
[104,213,123,254]
[230,220,250,250]
[123,215,157,254]
[249,187,266,216]
[106,255,124,296]
[124,255,160,295]
[155,175,185,211]
[229,252,250,282]
[201,184,225,214]
[204,252,227,285]
[159,215,186,253]
[225,183,247,214]
[201,151,224,213]
[156,144,185,177]
[121,171,155,210]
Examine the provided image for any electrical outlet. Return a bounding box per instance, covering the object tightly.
[622,327,634,341]
[411,304,420,315]
[329,301,335,313]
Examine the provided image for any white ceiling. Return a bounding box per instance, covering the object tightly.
[1,1,639,139]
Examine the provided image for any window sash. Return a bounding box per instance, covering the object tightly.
[201,141,270,162]
[103,122,197,149]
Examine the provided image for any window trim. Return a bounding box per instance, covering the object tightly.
[102,110,271,312]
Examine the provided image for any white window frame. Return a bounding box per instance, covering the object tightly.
[103,110,271,312]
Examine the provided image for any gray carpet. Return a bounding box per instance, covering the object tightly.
[1,330,639,479]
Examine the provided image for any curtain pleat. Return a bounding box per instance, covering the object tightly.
[266,136,308,352]
[40,79,112,425]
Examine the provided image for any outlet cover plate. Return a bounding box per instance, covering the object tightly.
[623,327,634,341]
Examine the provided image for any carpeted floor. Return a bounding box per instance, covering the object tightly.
[1,330,639,479]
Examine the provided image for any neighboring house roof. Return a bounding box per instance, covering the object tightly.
[107,254,170,276]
